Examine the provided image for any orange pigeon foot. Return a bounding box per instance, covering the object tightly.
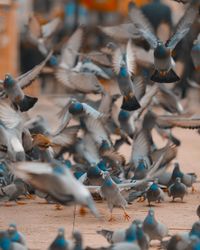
[123,211,131,221]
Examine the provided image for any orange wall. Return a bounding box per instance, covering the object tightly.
[0,3,18,79]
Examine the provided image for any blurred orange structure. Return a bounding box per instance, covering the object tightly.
[80,0,118,12]
[0,1,18,79]
[81,0,149,14]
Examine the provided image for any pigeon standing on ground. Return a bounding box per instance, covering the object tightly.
[143,208,168,241]
[168,177,187,201]
[100,173,130,222]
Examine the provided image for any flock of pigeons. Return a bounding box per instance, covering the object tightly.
[0,0,200,249]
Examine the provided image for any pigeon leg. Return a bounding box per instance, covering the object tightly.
[16,200,27,205]
[79,206,87,216]
[137,196,145,202]
[37,200,48,205]
[108,213,116,222]
[123,209,131,221]
[26,194,36,200]
[4,201,14,207]
[192,185,196,193]
[55,204,63,210]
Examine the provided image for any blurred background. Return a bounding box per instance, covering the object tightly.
[0,0,198,96]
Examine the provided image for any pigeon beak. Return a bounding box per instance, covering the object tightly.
[86,196,100,219]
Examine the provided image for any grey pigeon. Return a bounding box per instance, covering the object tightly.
[0,230,27,250]
[129,3,198,83]
[100,173,130,222]
[48,228,69,250]
[7,223,27,246]
[14,162,99,217]
[168,177,187,201]
[146,179,165,206]
[143,208,168,241]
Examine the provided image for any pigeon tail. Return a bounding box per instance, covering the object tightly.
[121,94,140,111]
[151,69,180,83]
[19,95,38,112]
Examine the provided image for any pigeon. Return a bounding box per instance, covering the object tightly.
[112,40,141,111]
[129,3,198,83]
[100,172,130,222]
[0,53,51,111]
[168,177,187,201]
[7,224,27,247]
[146,179,165,206]
[49,27,104,95]
[143,208,168,241]
[27,15,61,56]
[0,230,27,250]
[13,162,99,217]
[97,228,126,244]
[170,163,197,190]
[0,178,28,205]
[72,231,83,250]
[48,228,69,250]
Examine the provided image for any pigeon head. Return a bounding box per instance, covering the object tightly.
[132,219,143,226]
[118,109,130,121]
[146,208,155,224]
[172,163,183,180]
[69,102,84,115]
[149,181,159,191]
[154,43,170,59]
[54,228,68,248]
[7,223,17,234]
[7,224,20,244]
[58,228,65,236]
[4,74,14,87]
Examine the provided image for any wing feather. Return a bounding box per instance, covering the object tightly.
[166,5,198,49]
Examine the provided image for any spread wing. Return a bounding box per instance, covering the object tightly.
[60,27,84,69]
[41,17,61,38]
[128,4,158,49]
[166,5,198,49]
[156,115,200,129]
[98,23,141,41]
[126,40,136,75]
[17,52,52,89]
[0,102,22,129]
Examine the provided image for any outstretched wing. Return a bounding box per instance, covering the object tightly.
[41,17,61,38]
[17,51,52,89]
[128,4,158,49]
[166,5,198,49]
